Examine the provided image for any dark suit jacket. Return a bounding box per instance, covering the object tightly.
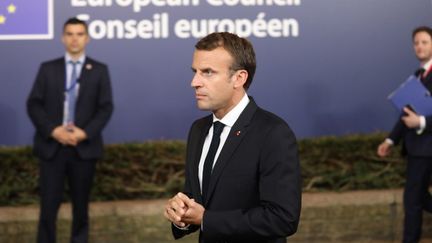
[27,57,114,161]
[172,98,301,243]
[389,71,432,157]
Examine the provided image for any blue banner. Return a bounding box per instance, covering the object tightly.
[0,0,53,39]
[1,0,432,145]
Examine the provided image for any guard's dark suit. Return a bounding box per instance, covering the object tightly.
[27,57,113,243]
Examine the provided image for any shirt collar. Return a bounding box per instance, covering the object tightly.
[212,93,250,128]
[65,53,86,64]
[422,58,432,71]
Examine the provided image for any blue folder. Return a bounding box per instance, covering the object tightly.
[388,75,432,116]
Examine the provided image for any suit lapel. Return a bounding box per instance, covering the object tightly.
[191,116,212,204]
[423,70,432,91]
[204,99,258,206]
[55,58,66,105]
[76,57,92,105]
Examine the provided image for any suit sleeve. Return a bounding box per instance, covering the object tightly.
[388,116,406,144]
[202,123,301,240]
[425,115,432,133]
[172,122,201,239]
[171,153,200,239]
[82,64,114,140]
[26,64,57,139]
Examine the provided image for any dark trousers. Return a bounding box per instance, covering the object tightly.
[37,147,96,243]
[403,155,432,243]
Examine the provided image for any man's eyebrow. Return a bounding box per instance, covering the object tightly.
[191,67,215,72]
[201,67,216,72]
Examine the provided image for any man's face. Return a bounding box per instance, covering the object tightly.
[191,47,237,118]
[413,31,432,63]
[62,24,89,56]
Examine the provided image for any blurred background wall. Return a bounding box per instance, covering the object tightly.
[1,0,432,145]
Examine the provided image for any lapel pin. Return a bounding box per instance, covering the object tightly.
[235,130,241,136]
[86,64,92,70]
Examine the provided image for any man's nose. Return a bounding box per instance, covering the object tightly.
[191,74,202,88]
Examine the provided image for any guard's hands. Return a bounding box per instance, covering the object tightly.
[69,125,88,143]
[401,107,420,128]
[52,125,87,146]
[52,126,77,145]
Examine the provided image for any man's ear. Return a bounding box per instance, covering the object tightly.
[233,70,248,89]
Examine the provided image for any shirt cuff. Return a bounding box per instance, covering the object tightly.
[201,211,206,231]
[173,223,190,230]
[416,116,426,134]
[384,138,394,145]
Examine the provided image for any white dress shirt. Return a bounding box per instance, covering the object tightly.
[198,94,250,192]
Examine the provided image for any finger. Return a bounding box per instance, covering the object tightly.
[379,148,387,156]
[163,208,171,220]
[165,204,183,222]
[68,139,77,146]
[401,116,413,127]
[60,137,69,145]
[176,192,190,201]
[169,198,186,216]
[174,193,189,208]
[183,201,204,225]
[177,193,195,206]
[165,203,181,221]
[403,107,413,115]
[165,208,181,222]
[169,209,186,227]
[182,197,196,208]
[377,147,382,156]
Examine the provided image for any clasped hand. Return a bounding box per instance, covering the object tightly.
[52,125,87,146]
[164,192,205,227]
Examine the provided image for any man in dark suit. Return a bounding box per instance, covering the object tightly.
[377,26,432,243]
[164,32,301,243]
[27,17,113,243]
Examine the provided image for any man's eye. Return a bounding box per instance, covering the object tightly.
[203,70,213,76]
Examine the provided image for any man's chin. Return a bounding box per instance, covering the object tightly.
[196,102,211,111]
[417,55,431,62]
[68,49,83,55]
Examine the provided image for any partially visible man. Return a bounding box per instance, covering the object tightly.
[164,32,301,243]
[27,17,113,243]
[377,26,432,243]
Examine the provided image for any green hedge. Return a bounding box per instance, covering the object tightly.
[0,133,405,206]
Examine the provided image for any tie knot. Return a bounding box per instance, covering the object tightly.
[212,121,225,136]
[415,68,426,78]
[69,60,80,66]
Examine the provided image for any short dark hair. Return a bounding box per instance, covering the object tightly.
[195,32,256,90]
[63,17,88,33]
[412,26,432,40]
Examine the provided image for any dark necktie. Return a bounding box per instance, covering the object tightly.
[202,121,225,201]
[415,68,426,82]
